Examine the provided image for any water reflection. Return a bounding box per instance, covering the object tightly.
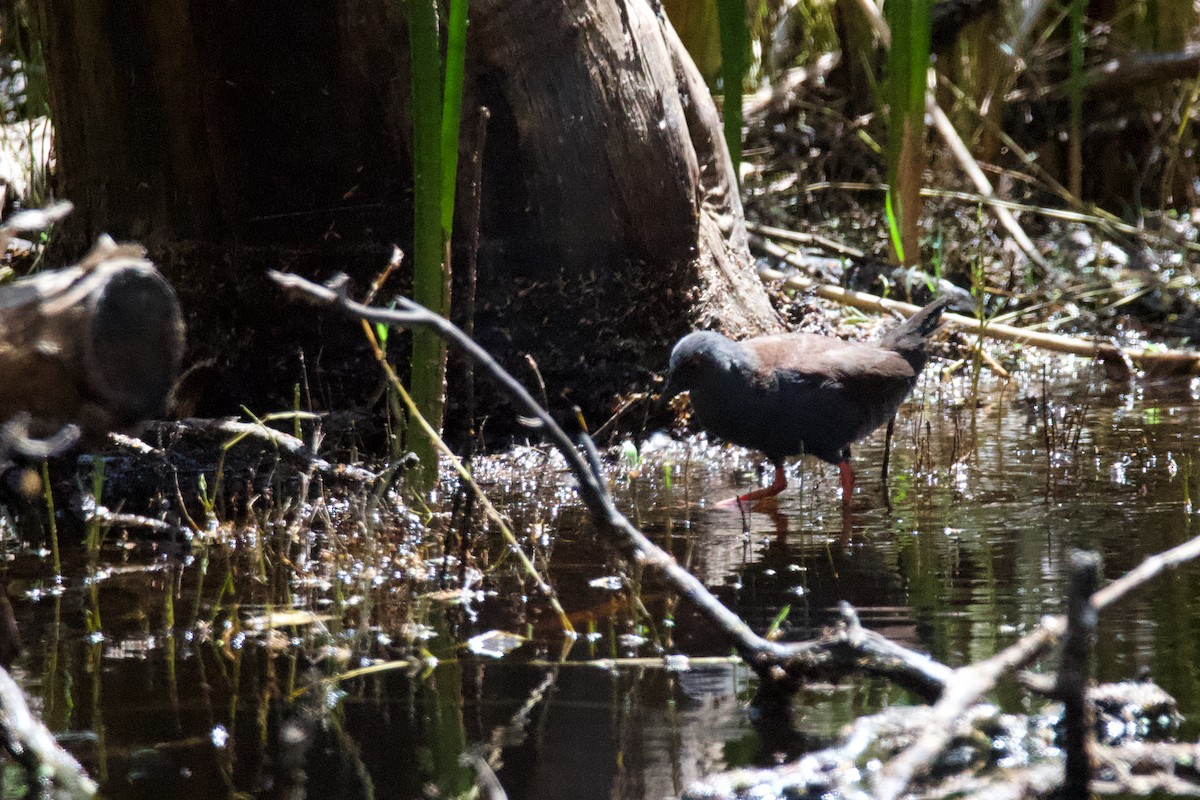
[5,371,1200,797]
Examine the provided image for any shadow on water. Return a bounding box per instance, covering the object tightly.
[6,366,1200,798]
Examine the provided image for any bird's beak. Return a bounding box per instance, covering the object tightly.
[661,374,676,401]
[660,372,684,404]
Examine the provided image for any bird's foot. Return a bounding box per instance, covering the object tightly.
[714,493,781,512]
[713,463,788,511]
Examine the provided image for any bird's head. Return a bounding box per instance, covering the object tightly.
[663,331,741,400]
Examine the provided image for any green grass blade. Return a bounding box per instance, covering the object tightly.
[884,0,931,266]
[408,0,447,487]
[716,0,748,179]
[440,0,468,237]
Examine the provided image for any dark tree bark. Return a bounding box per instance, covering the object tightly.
[34,0,778,429]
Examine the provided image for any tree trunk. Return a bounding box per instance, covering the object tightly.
[34,0,778,429]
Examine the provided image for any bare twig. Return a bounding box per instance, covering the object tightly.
[755,239,1200,378]
[875,617,1066,800]
[1092,534,1200,610]
[269,270,956,692]
[928,95,1050,273]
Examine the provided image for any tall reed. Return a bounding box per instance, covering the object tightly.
[407,0,468,489]
[883,0,931,267]
[716,0,750,178]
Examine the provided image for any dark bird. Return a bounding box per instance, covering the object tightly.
[664,299,948,510]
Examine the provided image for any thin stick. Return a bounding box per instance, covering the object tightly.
[756,238,1200,378]
[927,94,1049,272]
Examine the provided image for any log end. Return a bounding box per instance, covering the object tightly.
[85,263,186,424]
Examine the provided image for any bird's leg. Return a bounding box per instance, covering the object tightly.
[881,417,895,486]
[838,459,855,511]
[881,417,895,513]
[838,459,856,541]
[715,461,788,509]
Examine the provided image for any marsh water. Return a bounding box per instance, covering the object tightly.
[6,360,1200,799]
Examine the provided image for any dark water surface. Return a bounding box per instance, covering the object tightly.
[6,366,1200,799]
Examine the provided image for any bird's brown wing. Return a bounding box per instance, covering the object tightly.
[744,333,917,392]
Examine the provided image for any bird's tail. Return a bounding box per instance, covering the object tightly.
[878,297,950,360]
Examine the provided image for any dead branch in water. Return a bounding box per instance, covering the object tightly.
[0,664,97,798]
[272,270,1200,799]
[873,534,1200,800]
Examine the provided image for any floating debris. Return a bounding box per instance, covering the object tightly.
[467,630,526,659]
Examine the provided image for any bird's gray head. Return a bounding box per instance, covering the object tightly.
[664,331,748,398]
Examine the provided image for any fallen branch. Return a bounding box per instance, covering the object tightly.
[271,270,1200,799]
[754,236,1200,379]
[0,664,96,798]
[874,533,1200,800]
[270,270,955,695]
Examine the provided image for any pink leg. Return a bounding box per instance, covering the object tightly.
[715,462,788,510]
[838,460,855,510]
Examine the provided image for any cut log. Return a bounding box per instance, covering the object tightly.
[0,239,185,441]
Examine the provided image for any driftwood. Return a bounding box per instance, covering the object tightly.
[0,236,185,441]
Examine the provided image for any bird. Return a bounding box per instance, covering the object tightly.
[664,298,948,510]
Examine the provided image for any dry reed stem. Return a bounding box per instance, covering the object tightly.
[756,238,1200,378]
